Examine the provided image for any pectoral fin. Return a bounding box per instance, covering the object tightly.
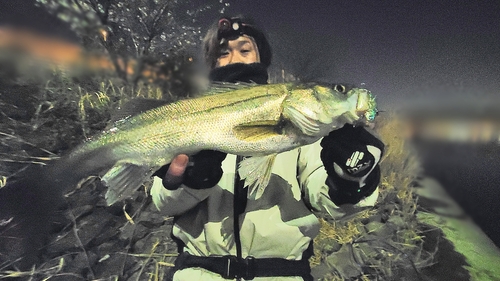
[283,106,321,136]
[238,154,277,199]
[102,161,154,205]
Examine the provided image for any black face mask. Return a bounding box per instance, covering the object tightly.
[209,63,269,84]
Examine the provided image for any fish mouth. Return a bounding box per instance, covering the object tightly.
[355,90,377,122]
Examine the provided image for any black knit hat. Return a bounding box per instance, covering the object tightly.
[203,15,272,69]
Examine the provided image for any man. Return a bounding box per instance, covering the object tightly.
[150,15,384,281]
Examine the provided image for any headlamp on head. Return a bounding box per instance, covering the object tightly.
[217,17,254,44]
[208,16,271,68]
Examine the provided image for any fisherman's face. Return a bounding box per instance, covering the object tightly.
[216,35,260,67]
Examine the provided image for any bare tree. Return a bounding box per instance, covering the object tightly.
[36,0,229,97]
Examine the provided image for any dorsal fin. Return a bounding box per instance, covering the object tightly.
[203,81,258,95]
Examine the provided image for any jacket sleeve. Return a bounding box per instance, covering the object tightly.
[297,140,379,219]
[150,177,215,217]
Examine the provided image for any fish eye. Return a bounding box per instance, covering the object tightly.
[333,84,346,93]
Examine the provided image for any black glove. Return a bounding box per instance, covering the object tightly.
[154,150,227,190]
[320,124,385,205]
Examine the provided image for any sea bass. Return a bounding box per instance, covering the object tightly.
[50,82,377,205]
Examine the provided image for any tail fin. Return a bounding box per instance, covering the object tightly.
[53,144,119,183]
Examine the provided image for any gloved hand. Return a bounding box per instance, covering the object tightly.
[320,124,384,205]
[154,150,227,190]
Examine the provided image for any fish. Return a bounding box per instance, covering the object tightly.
[8,82,378,206]
[53,82,376,204]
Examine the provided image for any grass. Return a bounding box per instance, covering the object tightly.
[310,114,434,280]
[0,51,178,280]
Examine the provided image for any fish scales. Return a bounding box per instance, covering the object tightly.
[137,94,288,161]
[77,85,289,163]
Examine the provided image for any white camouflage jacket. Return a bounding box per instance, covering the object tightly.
[150,140,379,281]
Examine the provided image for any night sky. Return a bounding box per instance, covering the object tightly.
[1,0,499,109]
